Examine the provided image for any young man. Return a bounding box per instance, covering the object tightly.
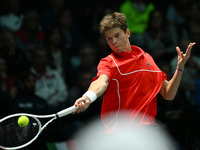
[74,12,195,132]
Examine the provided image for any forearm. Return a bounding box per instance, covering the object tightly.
[163,69,183,100]
[160,42,195,100]
[82,74,108,103]
[74,75,108,113]
[88,78,108,98]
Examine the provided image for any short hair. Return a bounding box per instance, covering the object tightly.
[99,12,127,34]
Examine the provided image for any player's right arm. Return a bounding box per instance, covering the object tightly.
[74,74,109,113]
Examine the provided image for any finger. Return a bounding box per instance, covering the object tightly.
[180,51,184,59]
[185,43,192,56]
[186,42,196,55]
[76,102,85,113]
[176,46,181,56]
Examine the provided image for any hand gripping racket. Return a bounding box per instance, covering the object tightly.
[0,105,76,150]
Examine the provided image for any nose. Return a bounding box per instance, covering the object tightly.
[112,37,117,45]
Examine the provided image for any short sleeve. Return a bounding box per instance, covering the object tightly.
[162,71,167,81]
[92,58,112,82]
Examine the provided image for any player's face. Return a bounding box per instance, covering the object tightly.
[105,27,131,53]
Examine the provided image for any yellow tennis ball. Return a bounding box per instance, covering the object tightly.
[18,116,29,127]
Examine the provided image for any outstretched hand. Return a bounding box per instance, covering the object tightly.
[176,42,196,69]
[72,96,91,114]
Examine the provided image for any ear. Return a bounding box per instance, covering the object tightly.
[126,28,130,38]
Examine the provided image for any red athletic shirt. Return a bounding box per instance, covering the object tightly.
[93,45,167,132]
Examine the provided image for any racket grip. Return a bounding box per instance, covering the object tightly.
[57,105,76,118]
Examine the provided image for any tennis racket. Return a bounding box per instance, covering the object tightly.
[0,105,77,150]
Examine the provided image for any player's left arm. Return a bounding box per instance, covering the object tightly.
[160,42,196,100]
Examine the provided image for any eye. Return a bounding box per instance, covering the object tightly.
[114,33,119,38]
[106,37,112,41]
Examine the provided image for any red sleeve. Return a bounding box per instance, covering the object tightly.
[161,71,167,81]
[92,58,112,82]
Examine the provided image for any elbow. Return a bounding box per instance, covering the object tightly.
[164,97,174,101]
[160,86,176,101]
[162,94,175,101]
[161,90,175,101]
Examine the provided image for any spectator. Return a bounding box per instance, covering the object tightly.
[15,11,44,62]
[44,27,70,82]
[0,0,23,32]
[69,44,98,87]
[56,7,88,59]
[0,28,28,78]
[30,47,68,113]
[141,9,178,62]
[14,70,49,115]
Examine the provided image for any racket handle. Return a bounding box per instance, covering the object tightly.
[57,105,76,118]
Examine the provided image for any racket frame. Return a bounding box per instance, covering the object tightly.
[0,105,76,150]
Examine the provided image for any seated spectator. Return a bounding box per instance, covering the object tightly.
[141,9,178,62]
[30,47,68,113]
[44,27,70,82]
[69,44,97,88]
[0,0,23,32]
[14,70,49,115]
[0,28,28,78]
[15,11,44,62]
[56,7,88,58]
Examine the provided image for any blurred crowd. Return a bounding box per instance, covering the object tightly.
[0,0,200,150]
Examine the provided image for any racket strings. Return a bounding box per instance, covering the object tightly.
[0,116,39,148]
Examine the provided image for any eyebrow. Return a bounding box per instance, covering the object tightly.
[105,31,120,39]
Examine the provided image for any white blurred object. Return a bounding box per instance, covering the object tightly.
[73,112,177,150]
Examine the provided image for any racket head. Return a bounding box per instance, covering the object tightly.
[0,113,41,150]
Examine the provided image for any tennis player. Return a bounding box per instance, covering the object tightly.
[74,12,195,132]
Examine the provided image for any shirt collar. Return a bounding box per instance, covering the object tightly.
[112,45,144,58]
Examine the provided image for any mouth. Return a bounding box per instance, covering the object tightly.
[114,45,120,49]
